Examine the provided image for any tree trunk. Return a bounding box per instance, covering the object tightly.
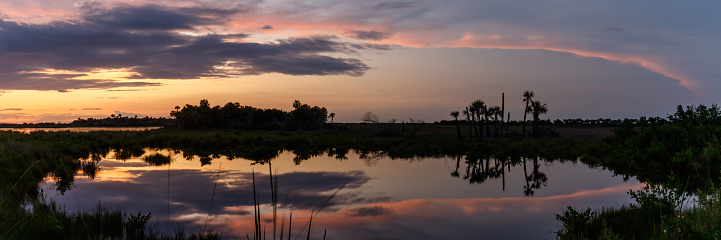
[501,92,505,137]
[506,112,510,135]
[472,111,479,139]
[485,115,491,138]
[523,103,528,137]
[465,107,473,140]
[455,121,462,140]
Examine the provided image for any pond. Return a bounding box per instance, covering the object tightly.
[41,148,641,240]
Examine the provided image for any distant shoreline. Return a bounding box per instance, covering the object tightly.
[0,123,69,128]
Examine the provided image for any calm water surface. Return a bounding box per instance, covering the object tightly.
[1,127,162,133]
[42,149,641,240]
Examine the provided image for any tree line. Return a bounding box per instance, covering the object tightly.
[70,115,173,127]
[450,90,548,140]
[170,99,332,130]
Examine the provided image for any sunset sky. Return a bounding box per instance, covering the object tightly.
[0,0,717,123]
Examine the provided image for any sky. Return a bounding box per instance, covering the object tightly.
[0,0,717,123]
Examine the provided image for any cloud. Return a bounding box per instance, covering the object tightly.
[0,4,385,91]
[82,4,239,30]
[47,167,374,225]
[82,108,102,110]
[346,30,391,41]
[0,108,23,111]
[214,0,720,97]
[0,75,161,92]
[261,25,273,30]
[371,2,421,11]
[344,206,393,217]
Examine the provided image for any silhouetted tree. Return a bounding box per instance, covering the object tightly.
[530,100,548,137]
[522,90,534,137]
[501,92,505,137]
[470,100,485,139]
[289,100,328,130]
[489,106,502,137]
[450,111,461,140]
[170,99,306,130]
[483,105,493,137]
[329,113,335,123]
[361,111,380,124]
[463,108,473,139]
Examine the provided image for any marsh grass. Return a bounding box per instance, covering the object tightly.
[0,200,222,240]
[249,162,344,240]
[556,179,721,240]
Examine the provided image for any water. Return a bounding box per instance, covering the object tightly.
[0,127,163,133]
[41,149,641,240]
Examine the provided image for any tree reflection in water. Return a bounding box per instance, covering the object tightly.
[69,147,557,200]
[452,155,550,196]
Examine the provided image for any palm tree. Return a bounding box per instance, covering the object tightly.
[463,108,473,139]
[522,90,534,137]
[530,100,548,137]
[470,100,485,138]
[483,105,493,137]
[329,113,335,123]
[489,106,502,137]
[450,111,461,140]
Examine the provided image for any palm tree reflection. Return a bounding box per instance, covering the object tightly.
[453,156,549,196]
[522,157,548,196]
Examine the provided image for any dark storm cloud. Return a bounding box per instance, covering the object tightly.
[82,5,235,30]
[346,30,391,41]
[0,5,381,91]
[344,206,393,217]
[0,74,161,92]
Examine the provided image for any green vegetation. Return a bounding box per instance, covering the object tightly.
[5,99,721,239]
[557,104,721,239]
[0,136,221,239]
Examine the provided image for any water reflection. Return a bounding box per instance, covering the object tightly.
[42,148,641,240]
[0,126,162,133]
[452,155,557,196]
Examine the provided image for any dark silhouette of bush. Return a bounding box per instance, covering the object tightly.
[170,99,328,130]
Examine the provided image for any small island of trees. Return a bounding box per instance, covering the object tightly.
[170,99,330,130]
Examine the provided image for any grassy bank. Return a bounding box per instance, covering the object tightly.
[556,180,721,240]
[556,105,721,239]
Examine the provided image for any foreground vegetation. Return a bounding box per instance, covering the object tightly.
[3,103,721,239]
[557,104,721,239]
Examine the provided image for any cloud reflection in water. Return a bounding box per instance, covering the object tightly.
[41,149,641,240]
